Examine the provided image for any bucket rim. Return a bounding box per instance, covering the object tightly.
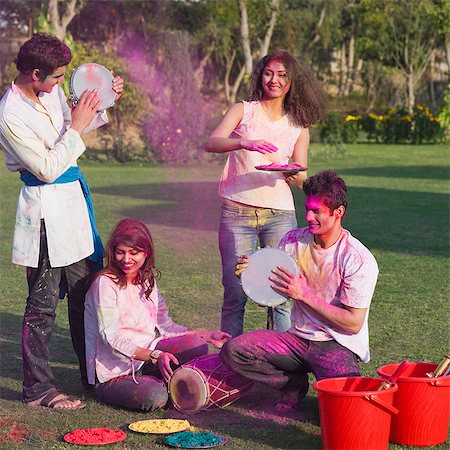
[313,376,398,396]
[377,362,441,383]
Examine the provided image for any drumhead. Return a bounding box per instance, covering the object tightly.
[69,63,117,111]
[241,248,299,307]
[168,366,209,414]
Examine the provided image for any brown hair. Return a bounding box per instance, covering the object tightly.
[97,218,160,299]
[248,50,327,128]
[15,32,72,79]
[303,170,348,213]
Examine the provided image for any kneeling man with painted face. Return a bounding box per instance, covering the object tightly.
[219,169,379,410]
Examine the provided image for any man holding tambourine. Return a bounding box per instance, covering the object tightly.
[0,33,123,410]
[221,170,379,411]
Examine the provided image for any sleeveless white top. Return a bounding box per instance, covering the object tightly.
[218,101,302,210]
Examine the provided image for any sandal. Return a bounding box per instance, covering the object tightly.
[27,391,86,410]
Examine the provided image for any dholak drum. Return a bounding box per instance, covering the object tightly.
[69,63,117,111]
[241,248,299,307]
[168,354,253,414]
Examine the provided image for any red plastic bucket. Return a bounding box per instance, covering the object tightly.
[313,377,398,450]
[377,362,450,446]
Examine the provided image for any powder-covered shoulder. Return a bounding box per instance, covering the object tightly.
[241,100,260,123]
[88,273,119,293]
[278,227,310,248]
[342,230,378,271]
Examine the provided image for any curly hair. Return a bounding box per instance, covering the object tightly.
[98,218,161,300]
[248,50,327,128]
[15,33,72,79]
[303,170,348,213]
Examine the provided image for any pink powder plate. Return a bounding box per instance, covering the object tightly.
[255,163,307,174]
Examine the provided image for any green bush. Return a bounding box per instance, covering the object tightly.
[412,105,443,144]
[379,107,412,143]
[318,112,359,145]
[357,106,443,144]
[359,113,383,142]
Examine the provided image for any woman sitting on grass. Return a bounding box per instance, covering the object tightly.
[84,218,230,411]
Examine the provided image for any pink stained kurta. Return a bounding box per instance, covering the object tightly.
[84,275,188,384]
[279,228,379,362]
[219,101,303,210]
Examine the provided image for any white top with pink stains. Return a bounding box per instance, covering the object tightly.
[218,101,302,210]
[84,275,188,384]
[279,228,379,362]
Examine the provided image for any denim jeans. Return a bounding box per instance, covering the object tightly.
[219,205,297,337]
[94,334,208,411]
[23,220,98,402]
[220,330,360,400]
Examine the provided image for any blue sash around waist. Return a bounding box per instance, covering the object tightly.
[20,166,104,264]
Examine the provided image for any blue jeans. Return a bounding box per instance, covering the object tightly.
[219,205,297,337]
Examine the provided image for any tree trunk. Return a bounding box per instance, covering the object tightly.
[343,34,355,96]
[339,43,347,96]
[229,65,246,105]
[194,43,215,89]
[307,3,326,51]
[239,0,253,74]
[258,0,280,58]
[446,42,450,83]
[224,50,236,104]
[428,50,436,108]
[47,0,81,40]
[407,71,415,114]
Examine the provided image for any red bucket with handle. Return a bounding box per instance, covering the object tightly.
[313,377,398,450]
[377,362,450,446]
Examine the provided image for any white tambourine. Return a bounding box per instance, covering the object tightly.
[69,63,117,111]
[241,248,299,307]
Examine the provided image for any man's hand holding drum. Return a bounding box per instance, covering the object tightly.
[269,266,311,302]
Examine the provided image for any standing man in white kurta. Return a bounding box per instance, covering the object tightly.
[0,33,123,410]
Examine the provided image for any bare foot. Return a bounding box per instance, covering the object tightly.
[27,391,86,410]
[275,390,301,411]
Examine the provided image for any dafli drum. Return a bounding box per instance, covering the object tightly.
[168,354,253,414]
[69,63,117,111]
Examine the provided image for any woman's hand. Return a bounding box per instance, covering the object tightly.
[207,331,232,349]
[235,254,249,277]
[193,329,232,349]
[240,139,278,154]
[156,352,179,382]
[282,170,307,189]
[112,75,124,102]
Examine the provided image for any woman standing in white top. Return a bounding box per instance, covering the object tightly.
[84,218,230,411]
[205,50,327,337]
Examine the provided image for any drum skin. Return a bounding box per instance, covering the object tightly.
[241,248,299,307]
[69,63,117,111]
[168,354,253,414]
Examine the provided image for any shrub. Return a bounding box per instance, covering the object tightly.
[438,84,450,143]
[360,113,383,142]
[379,107,412,143]
[318,112,359,145]
[412,105,443,144]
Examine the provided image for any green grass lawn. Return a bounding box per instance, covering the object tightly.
[0,143,449,449]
